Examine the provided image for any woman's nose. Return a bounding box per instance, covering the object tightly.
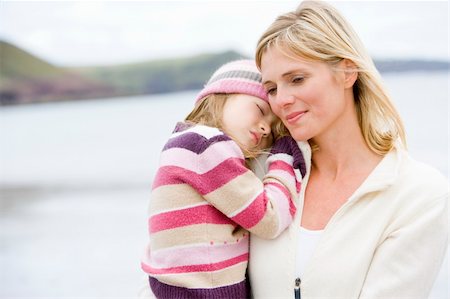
[274,87,295,107]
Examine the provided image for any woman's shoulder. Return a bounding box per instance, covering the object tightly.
[396,149,449,200]
[379,149,449,231]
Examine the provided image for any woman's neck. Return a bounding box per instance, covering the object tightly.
[309,112,381,179]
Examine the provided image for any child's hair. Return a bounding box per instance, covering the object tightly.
[185,93,227,130]
[185,93,289,162]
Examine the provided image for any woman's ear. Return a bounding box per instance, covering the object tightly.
[342,59,358,88]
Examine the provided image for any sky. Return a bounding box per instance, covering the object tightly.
[0,0,448,67]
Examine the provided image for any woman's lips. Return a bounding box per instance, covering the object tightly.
[286,111,306,125]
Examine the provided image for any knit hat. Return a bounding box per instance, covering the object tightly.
[194,59,268,104]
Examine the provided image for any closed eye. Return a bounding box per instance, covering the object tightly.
[256,104,264,115]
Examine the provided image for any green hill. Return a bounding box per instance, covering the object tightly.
[0,41,63,80]
[1,40,448,106]
[0,40,245,105]
[69,50,244,95]
[0,40,117,105]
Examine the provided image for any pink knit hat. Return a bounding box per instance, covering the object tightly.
[194,59,268,104]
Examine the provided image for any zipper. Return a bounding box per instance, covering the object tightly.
[294,277,301,299]
[293,145,308,299]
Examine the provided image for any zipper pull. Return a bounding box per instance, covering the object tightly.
[294,277,301,299]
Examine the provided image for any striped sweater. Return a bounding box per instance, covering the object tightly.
[141,122,302,298]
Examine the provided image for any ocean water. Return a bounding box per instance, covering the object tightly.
[0,72,448,298]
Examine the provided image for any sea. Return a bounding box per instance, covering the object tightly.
[0,72,448,298]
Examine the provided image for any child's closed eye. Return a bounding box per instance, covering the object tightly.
[256,104,265,115]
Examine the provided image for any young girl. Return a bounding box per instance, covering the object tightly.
[141,60,306,298]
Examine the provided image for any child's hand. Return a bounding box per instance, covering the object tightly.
[270,136,307,178]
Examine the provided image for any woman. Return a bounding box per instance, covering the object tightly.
[249,1,448,298]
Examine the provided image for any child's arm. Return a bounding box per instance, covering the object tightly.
[199,135,305,239]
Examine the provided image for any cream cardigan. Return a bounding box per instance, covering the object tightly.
[249,143,449,299]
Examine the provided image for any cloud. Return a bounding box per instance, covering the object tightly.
[0,1,447,66]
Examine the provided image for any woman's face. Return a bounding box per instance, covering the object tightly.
[260,46,349,142]
[221,94,276,151]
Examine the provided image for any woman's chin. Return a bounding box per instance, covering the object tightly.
[289,131,310,142]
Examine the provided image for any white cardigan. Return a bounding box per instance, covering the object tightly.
[249,143,449,299]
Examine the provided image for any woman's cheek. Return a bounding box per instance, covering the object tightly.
[268,102,282,118]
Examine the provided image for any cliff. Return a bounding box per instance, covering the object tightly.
[0,40,448,105]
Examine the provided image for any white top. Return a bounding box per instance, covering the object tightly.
[295,226,323,278]
[249,144,449,299]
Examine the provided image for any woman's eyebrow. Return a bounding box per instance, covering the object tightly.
[263,69,308,84]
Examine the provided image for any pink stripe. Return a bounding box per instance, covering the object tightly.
[231,181,294,230]
[159,140,242,174]
[231,192,267,229]
[296,181,301,194]
[152,166,184,189]
[267,169,297,188]
[266,183,293,231]
[149,237,249,268]
[199,81,267,101]
[159,147,197,171]
[267,180,297,218]
[269,181,291,200]
[141,253,248,274]
[149,204,234,233]
[268,160,295,176]
[152,157,248,193]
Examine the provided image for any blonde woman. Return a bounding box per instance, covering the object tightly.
[249,1,448,298]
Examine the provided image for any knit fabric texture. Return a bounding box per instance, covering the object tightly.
[141,122,302,298]
[194,59,268,104]
[149,276,247,299]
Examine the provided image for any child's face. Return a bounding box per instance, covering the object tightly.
[222,94,276,151]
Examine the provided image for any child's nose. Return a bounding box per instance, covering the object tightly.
[260,122,271,136]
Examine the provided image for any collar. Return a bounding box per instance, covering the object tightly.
[349,147,401,202]
[297,141,401,202]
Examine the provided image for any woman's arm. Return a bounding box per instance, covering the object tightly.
[359,193,448,298]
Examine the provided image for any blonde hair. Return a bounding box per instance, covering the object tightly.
[185,94,288,162]
[256,0,406,155]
